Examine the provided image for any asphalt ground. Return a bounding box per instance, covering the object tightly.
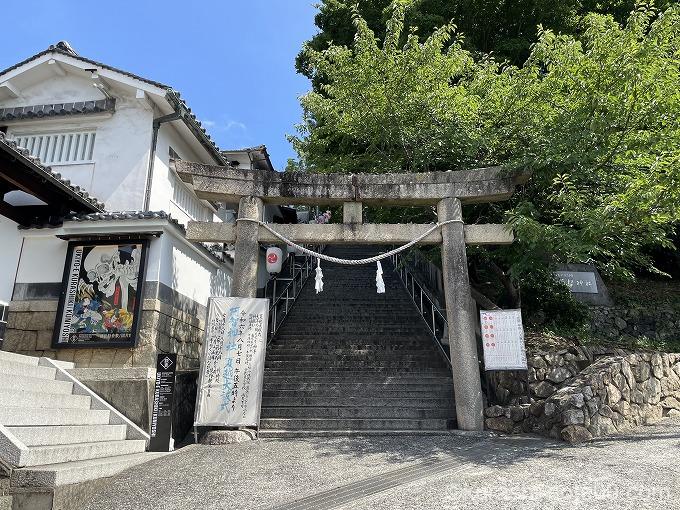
[81,417,680,510]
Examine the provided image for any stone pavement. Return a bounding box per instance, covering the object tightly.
[81,418,680,510]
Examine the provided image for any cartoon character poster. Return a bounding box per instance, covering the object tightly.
[54,240,147,347]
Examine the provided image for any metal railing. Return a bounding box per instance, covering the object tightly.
[391,252,451,368]
[265,250,319,343]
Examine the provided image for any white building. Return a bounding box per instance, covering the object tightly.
[0,42,286,432]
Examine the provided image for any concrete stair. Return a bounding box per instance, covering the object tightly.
[259,245,455,436]
[0,350,164,509]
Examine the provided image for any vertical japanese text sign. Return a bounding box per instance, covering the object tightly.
[480,309,527,370]
[194,298,269,428]
[149,353,177,452]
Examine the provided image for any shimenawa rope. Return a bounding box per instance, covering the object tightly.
[235,218,463,293]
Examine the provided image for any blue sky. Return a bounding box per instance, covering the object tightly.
[0,1,319,170]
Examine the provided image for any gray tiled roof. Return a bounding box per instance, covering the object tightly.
[0,98,115,122]
[0,131,105,211]
[66,210,177,225]
[62,210,229,263]
[0,42,226,165]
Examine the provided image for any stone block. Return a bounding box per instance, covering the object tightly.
[547,367,571,384]
[532,381,556,398]
[200,429,256,445]
[29,300,59,312]
[633,362,651,383]
[561,425,592,443]
[590,414,617,436]
[3,329,37,351]
[605,384,621,405]
[485,416,514,433]
[8,300,31,312]
[660,396,680,411]
[112,349,134,368]
[73,349,93,368]
[562,409,585,426]
[29,312,58,332]
[132,344,157,368]
[509,406,526,422]
[88,349,117,368]
[643,377,662,405]
[55,350,76,362]
[36,330,53,350]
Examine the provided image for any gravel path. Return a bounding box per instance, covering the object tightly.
[81,418,680,510]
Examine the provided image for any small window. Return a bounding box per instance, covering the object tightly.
[169,146,181,160]
[13,130,96,165]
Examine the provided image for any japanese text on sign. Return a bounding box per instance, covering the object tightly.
[480,309,527,370]
[555,271,598,294]
[194,298,269,427]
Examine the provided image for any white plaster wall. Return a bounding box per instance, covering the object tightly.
[0,218,24,301]
[2,73,154,212]
[156,232,231,305]
[15,236,68,284]
[149,123,216,225]
[0,73,97,107]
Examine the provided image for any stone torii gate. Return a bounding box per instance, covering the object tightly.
[172,160,527,431]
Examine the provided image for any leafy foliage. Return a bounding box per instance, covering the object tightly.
[296,0,655,83]
[291,2,680,289]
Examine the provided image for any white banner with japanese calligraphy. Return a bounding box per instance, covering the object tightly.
[194,297,269,427]
[480,309,528,370]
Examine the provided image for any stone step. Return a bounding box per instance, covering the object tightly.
[265,354,442,362]
[0,373,74,395]
[261,396,454,408]
[281,313,423,321]
[264,366,449,374]
[272,336,437,344]
[260,406,452,419]
[20,440,147,467]
[0,389,91,410]
[263,372,452,381]
[8,424,128,447]
[12,452,169,489]
[0,350,40,366]
[0,360,56,380]
[259,418,450,430]
[0,407,110,426]
[277,326,427,333]
[265,359,445,368]
[263,388,453,399]
[259,429,453,438]
[269,345,440,352]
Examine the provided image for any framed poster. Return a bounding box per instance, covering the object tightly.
[480,309,528,370]
[52,239,148,348]
[194,297,269,428]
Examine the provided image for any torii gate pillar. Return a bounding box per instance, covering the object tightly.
[231,196,263,298]
[438,197,484,430]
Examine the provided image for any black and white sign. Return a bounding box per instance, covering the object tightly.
[194,297,269,428]
[555,271,598,294]
[149,353,176,452]
[480,309,527,370]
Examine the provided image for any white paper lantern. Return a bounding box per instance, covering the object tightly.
[266,247,284,274]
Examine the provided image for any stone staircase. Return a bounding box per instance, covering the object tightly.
[260,245,455,436]
[0,350,165,510]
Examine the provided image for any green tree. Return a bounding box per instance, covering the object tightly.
[296,0,652,84]
[291,2,680,315]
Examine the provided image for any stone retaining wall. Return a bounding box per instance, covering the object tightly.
[2,298,204,371]
[486,352,680,442]
[488,345,629,406]
[590,305,680,344]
